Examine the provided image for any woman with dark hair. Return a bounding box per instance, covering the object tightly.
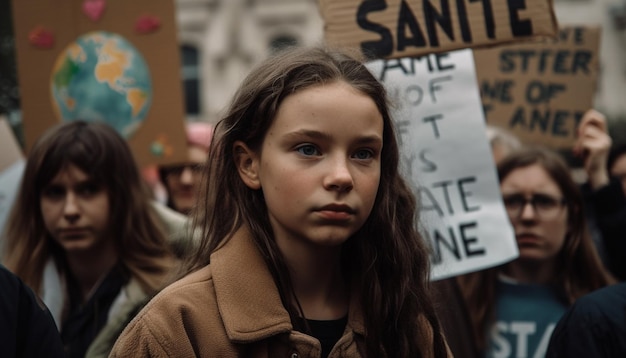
[111,46,451,357]
[2,121,176,358]
[456,146,614,357]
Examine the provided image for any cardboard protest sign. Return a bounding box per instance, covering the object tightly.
[367,49,518,279]
[474,26,600,150]
[319,0,558,60]
[11,0,188,167]
[0,117,25,255]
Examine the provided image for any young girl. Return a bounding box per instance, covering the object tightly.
[110,47,450,357]
[456,147,614,357]
[1,121,176,358]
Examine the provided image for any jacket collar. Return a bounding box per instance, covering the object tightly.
[210,227,365,343]
[210,228,292,342]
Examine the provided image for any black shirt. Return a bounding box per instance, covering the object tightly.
[61,264,128,358]
[306,316,348,358]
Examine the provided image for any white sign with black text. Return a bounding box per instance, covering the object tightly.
[367,49,518,280]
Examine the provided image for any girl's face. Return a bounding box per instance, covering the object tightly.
[237,81,383,252]
[500,164,568,262]
[40,164,113,256]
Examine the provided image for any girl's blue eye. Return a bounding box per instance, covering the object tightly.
[353,149,374,160]
[296,145,320,156]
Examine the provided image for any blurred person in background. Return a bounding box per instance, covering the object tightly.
[1,121,177,358]
[456,147,614,357]
[575,110,626,281]
[158,121,213,215]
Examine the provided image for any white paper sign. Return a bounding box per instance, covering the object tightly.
[367,49,518,280]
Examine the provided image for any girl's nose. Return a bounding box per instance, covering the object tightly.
[519,201,538,221]
[323,157,354,192]
[63,193,80,222]
[180,167,194,185]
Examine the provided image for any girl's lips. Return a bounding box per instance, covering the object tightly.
[174,189,196,198]
[516,232,539,238]
[317,210,353,221]
[58,228,89,238]
[315,203,355,221]
[516,233,541,245]
[317,203,355,213]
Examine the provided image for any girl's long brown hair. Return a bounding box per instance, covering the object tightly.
[2,121,175,295]
[181,46,449,357]
[456,147,615,353]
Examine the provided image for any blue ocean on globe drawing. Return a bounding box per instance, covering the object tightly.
[50,31,152,138]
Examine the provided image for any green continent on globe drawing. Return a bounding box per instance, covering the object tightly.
[50,31,153,138]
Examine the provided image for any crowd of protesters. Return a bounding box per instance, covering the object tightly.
[2,45,626,358]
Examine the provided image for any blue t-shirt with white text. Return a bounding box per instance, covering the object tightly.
[485,278,567,358]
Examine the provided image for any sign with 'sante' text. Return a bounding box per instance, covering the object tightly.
[474,26,601,150]
[367,49,518,279]
[319,0,558,60]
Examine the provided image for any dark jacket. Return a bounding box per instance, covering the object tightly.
[584,180,626,280]
[0,264,64,358]
[546,282,626,357]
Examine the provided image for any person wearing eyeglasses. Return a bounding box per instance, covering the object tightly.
[158,121,213,215]
[456,146,615,358]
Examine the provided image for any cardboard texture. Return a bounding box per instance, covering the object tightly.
[319,0,559,59]
[0,117,24,172]
[11,0,188,167]
[474,26,600,149]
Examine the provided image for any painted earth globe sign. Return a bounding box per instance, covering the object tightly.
[50,31,153,138]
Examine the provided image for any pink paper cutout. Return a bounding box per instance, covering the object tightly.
[135,15,161,34]
[28,26,55,49]
[82,0,106,22]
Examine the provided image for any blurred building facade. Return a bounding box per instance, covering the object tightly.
[175,0,323,124]
[176,0,626,128]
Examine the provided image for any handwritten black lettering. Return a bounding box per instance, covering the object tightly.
[509,107,585,137]
[428,221,487,264]
[357,1,393,58]
[397,0,428,51]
